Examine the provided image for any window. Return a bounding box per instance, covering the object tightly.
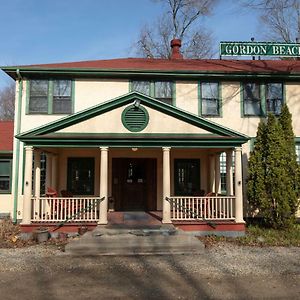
[28,79,72,114]
[174,159,200,196]
[131,81,150,96]
[53,80,72,114]
[200,82,220,116]
[296,144,300,164]
[67,158,94,195]
[154,81,173,105]
[243,82,261,116]
[266,83,283,115]
[220,152,226,193]
[131,80,174,105]
[0,158,12,193]
[29,80,49,113]
[219,152,235,194]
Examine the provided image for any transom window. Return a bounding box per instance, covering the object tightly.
[243,82,261,116]
[266,83,283,115]
[131,80,174,105]
[28,79,72,114]
[0,158,12,193]
[200,82,220,116]
[174,159,200,196]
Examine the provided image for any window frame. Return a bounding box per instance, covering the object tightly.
[265,82,284,116]
[67,157,95,196]
[174,159,201,196]
[130,80,175,105]
[27,79,74,115]
[0,157,12,194]
[241,82,285,117]
[296,143,300,164]
[242,82,263,117]
[198,81,221,117]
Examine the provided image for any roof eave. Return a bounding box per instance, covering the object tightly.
[2,66,300,80]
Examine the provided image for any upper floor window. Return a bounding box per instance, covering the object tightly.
[28,79,72,114]
[154,81,173,105]
[131,81,150,96]
[266,83,283,115]
[242,82,284,117]
[243,82,261,116]
[29,80,49,113]
[200,82,220,116]
[0,158,12,194]
[131,80,174,105]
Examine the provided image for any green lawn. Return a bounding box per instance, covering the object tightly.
[199,224,300,247]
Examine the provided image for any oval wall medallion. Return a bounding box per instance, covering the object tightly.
[121,104,149,132]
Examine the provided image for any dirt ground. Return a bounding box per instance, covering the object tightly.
[0,243,299,300]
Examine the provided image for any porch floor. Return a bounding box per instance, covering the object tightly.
[107,211,163,228]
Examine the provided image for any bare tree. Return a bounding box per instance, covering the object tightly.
[241,0,300,42]
[0,83,15,120]
[134,0,218,59]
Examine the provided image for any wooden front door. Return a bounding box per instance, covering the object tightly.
[112,158,157,211]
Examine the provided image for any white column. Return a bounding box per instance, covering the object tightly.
[51,154,57,190]
[209,155,215,193]
[98,147,109,224]
[46,154,52,189]
[34,150,41,198]
[215,153,221,195]
[162,147,172,224]
[226,149,233,196]
[22,146,33,225]
[234,147,245,223]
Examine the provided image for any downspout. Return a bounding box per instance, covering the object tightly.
[12,69,23,223]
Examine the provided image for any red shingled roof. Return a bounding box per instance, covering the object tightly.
[23,58,300,73]
[0,121,14,151]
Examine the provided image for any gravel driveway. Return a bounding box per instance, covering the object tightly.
[0,243,299,299]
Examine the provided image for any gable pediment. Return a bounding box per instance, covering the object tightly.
[17,92,248,146]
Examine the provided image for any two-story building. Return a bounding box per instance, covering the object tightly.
[1,40,300,235]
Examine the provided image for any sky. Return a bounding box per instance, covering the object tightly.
[0,0,261,89]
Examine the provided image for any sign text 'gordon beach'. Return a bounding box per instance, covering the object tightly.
[220,42,300,57]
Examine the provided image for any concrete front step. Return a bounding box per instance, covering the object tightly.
[92,224,177,237]
[65,230,205,256]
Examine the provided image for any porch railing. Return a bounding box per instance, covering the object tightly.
[31,197,102,222]
[168,196,236,221]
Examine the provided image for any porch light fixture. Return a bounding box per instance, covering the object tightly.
[133,99,141,108]
[132,148,138,152]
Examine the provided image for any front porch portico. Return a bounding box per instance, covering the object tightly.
[17,92,248,233]
[20,145,244,230]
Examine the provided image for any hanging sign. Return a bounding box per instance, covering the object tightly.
[220,42,300,57]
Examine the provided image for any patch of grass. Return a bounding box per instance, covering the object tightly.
[236,224,300,247]
[199,224,300,247]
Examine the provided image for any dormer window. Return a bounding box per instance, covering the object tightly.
[28,79,73,114]
[131,80,174,105]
